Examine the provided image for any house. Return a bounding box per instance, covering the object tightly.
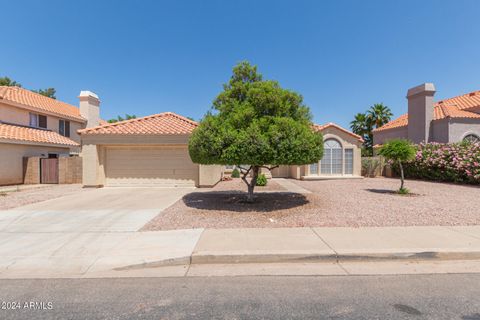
[271,123,364,179]
[78,112,224,188]
[0,87,100,185]
[373,83,480,145]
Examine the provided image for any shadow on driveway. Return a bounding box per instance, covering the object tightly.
[182,191,309,212]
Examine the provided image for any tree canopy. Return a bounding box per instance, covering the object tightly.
[350,103,393,155]
[32,88,56,99]
[378,139,416,191]
[107,114,137,123]
[189,61,323,201]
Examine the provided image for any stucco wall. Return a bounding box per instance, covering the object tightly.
[199,165,224,187]
[0,102,85,144]
[448,119,480,142]
[373,126,408,145]
[431,119,449,143]
[0,143,69,185]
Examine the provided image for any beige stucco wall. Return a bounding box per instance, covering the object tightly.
[0,102,85,144]
[0,142,69,185]
[199,165,224,187]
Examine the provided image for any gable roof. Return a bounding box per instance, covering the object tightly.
[0,86,85,122]
[374,89,480,132]
[313,122,364,142]
[0,122,79,147]
[78,112,198,135]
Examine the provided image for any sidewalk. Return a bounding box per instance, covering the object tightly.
[0,226,479,278]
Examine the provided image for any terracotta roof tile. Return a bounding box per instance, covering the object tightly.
[313,122,364,142]
[374,89,480,132]
[0,86,85,122]
[78,112,197,135]
[0,123,79,147]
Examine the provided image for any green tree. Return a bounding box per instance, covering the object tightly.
[368,103,393,129]
[351,103,393,155]
[378,139,416,192]
[0,77,21,87]
[189,61,324,202]
[32,88,56,99]
[107,114,137,123]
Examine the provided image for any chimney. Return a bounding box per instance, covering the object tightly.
[407,83,436,144]
[79,91,100,128]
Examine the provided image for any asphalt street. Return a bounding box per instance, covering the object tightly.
[0,274,479,320]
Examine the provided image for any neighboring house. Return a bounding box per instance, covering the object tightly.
[271,123,364,179]
[373,83,480,145]
[0,87,100,185]
[78,112,223,188]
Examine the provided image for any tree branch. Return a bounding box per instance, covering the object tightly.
[260,165,279,171]
[240,165,252,188]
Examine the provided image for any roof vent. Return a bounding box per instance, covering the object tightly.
[469,92,476,97]
[438,100,443,104]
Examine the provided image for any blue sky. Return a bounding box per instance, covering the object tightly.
[1,0,479,128]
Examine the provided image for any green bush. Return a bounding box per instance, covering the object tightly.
[231,168,240,178]
[256,173,268,186]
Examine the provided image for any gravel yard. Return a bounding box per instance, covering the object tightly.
[0,184,86,210]
[142,177,480,230]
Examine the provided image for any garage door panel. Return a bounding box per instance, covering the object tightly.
[105,146,198,187]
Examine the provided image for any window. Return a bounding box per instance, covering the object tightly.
[29,113,38,127]
[59,120,70,137]
[345,149,353,174]
[321,139,342,175]
[463,134,480,144]
[309,163,318,175]
[29,113,47,129]
[38,115,47,128]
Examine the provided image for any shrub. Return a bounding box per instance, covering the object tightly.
[231,168,240,178]
[256,173,268,186]
[394,141,480,184]
[378,139,416,190]
[361,157,383,177]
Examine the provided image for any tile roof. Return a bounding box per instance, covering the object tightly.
[0,86,85,122]
[78,112,198,135]
[374,89,480,132]
[0,122,79,147]
[313,122,364,142]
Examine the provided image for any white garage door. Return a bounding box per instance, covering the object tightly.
[105,146,198,187]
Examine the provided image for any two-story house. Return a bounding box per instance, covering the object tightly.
[0,86,100,185]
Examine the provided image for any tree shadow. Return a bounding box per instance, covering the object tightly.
[365,188,397,195]
[462,314,480,320]
[182,191,310,212]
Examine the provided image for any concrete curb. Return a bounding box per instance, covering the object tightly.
[141,251,480,268]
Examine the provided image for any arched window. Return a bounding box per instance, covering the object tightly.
[321,139,343,174]
[463,134,480,144]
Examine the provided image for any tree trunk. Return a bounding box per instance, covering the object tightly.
[398,160,405,190]
[246,166,260,203]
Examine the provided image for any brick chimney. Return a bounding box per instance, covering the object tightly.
[79,91,100,128]
[407,83,436,143]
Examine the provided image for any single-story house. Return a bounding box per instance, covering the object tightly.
[373,83,480,145]
[271,123,364,179]
[78,112,224,188]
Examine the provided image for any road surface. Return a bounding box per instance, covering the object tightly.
[0,274,479,319]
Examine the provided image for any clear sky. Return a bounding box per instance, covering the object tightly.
[1,0,479,128]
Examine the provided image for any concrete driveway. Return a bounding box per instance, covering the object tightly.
[0,187,204,278]
[0,187,192,232]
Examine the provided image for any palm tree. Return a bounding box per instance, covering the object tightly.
[367,103,393,129]
[350,113,370,137]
